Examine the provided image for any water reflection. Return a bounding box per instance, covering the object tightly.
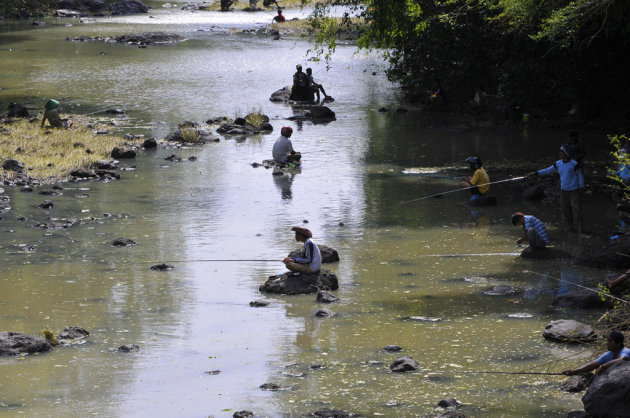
[272,168,300,200]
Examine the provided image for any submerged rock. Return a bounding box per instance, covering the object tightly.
[112,237,136,247]
[558,374,592,392]
[0,331,53,356]
[316,290,339,303]
[117,344,140,352]
[150,263,174,271]
[574,238,630,269]
[58,327,89,340]
[483,285,520,296]
[390,356,420,372]
[315,308,335,317]
[259,269,338,295]
[313,408,351,417]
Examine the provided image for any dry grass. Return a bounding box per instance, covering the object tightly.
[245,107,267,128]
[0,117,141,183]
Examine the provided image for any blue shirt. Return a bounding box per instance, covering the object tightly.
[524,215,549,244]
[538,159,584,191]
[291,238,322,272]
[596,347,630,364]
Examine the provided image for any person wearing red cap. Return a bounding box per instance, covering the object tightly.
[283,226,322,276]
[272,126,300,164]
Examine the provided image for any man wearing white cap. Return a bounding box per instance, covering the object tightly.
[283,226,322,275]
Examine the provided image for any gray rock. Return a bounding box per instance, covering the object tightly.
[117,344,140,352]
[111,147,136,159]
[313,408,350,417]
[542,320,596,343]
[0,331,53,356]
[558,374,592,392]
[150,263,174,271]
[2,159,24,172]
[315,309,335,317]
[58,326,89,340]
[233,411,253,418]
[552,289,611,309]
[583,360,630,417]
[109,0,149,15]
[316,290,339,303]
[437,398,462,408]
[383,345,403,353]
[259,269,338,295]
[113,237,136,247]
[521,247,572,260]
[249,300,269,307]
[390,356,419,372]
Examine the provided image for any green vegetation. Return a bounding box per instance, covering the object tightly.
[0,0,55,18]
[0,117,141,182]
[304,0,630,120]
[41,328,59,346]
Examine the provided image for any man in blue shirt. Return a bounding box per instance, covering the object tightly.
[283,226,322,276]
[511,212,549,253]
[529,144,584,233]
[563,331,630,376]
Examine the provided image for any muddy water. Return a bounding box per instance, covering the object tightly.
[0,2,620,416]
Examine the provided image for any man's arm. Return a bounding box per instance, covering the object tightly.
[563,360,600,375]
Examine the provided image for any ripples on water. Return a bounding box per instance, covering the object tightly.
[0,4,616,417]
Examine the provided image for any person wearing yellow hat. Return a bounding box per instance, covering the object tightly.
[41,99,72,129]
[282,226,322,276]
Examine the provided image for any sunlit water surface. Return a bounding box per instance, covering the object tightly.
[0,3,619,416]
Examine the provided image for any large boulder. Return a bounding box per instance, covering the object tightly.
[542,320,596,343]
[259,269,338,295]
[288,245,339,263]
[574,238,630,269]
[7,102,29,118]
[552,289,611,309]
[0,331,53,356]
[269,87,291,103]
[520,247,572,260]
[582,360,630,417]
[109,0,149,14]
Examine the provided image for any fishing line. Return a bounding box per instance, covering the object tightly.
[145,259,278,263]
[525,270,630,305]
[385,176,526,209]
[417,252,521,258]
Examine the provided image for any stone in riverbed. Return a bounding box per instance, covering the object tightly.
[552,289,611,309]
[390,356,419,372]
[542,319,596,343]
[583,361,630,417]
[58,326,89,340]
[259,269,338,295]
[316,290,339,303]
[288,244,339,263]
[113,237,136,247]
[0,331,53,356]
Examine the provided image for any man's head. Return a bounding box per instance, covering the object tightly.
[295,64,302,72]
[306,68,313,75]
[281,126,293,138]
[277,9,282,14]
[465,156,482,170]
[511,212,525,226]
[559,143,573,161]
[607,330,624,350]
[291,226,312,242]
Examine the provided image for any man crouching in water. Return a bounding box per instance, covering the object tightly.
[283,226,322,276]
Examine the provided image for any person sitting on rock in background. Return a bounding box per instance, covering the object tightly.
[529,143,584,234]
[265,0,281,9]
[511,212,549,253]
[563,331,630,376]
[605,268,630,289]
[461,156,489,202]
[220,0,234,11]
[306,67,333,103]
[282,226,322,276]
[272,126,300,164]
[290,64,311,101]
[272,9,285,23]
[40,99,72,129]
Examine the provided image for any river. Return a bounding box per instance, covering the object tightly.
[0,1,621,416]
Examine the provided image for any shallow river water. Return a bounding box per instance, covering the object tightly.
[0,2,622,416]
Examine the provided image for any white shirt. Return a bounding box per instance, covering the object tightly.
[272,135,294,163]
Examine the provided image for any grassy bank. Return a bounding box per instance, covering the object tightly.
[272,16,365,41]
[0,117,141,183]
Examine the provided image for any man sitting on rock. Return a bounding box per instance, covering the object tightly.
[511,212,549,253]
[283,226,321,276]
[563,331,630,376]
[306,67,333,103]
[272,126,300,165]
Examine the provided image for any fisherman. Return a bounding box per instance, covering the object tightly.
[289,64,311,101]
[529,144,584,233]
[563,331,630,376]
[272,126,301,164]
[272,9,285,22]
[264,0,281,9]
[220,0,234,11]
[282,226,322,276]
[511,212,549,253]
[40,99,72,129]
[461,156,489,202]
[306,67,333,103]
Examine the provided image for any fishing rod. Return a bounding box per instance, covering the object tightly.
[387,176,526,208]
[417,252,521,258]
[525,270,630,306]
[145,259,278,263]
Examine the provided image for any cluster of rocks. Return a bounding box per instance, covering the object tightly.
[67,32,186,46]
[164,121,219,143]
[269,87,337,122]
